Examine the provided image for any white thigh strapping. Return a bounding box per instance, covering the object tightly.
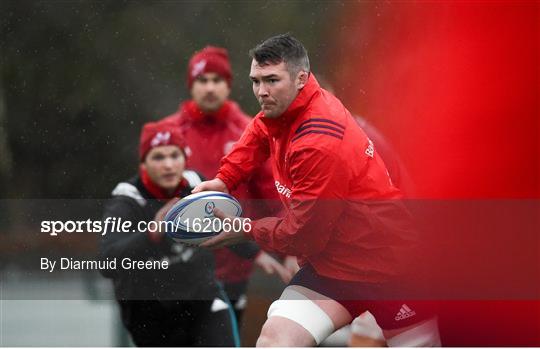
[267,288,336,345]
[386,317,441,347]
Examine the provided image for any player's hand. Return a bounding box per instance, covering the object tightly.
[154,197,180,222]
[255,251,295,284]
[283,255,300,275]
[149,197,180,242]
[192,178,229,194]
[199,208,248,248]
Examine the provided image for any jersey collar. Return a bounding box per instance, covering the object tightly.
[180,100,232,125]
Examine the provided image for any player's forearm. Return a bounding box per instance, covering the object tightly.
[216,167,243,192]
[248,196,345,256]
[249,218,326,257]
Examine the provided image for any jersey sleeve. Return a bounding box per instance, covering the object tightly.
[246,145,347,256]
[217,117,270,191]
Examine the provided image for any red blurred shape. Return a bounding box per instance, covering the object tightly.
[331,1,539,345]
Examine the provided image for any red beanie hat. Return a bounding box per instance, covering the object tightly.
[187,46,232,89]
[139,121,185,161]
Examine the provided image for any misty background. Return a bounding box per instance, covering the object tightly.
[0,1,339,200]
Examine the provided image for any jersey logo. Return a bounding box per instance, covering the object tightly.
[292,118,345,143]
[365,139,374,158]
[275,180,292,198]
[394,304,416,321]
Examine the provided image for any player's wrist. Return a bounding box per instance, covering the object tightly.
[215,173,234,193]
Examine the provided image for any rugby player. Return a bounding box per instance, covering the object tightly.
[100,121,238,346]
[194,34,441,347]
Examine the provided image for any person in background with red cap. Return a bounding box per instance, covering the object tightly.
[161,46,293,326]
[99,120,239,347]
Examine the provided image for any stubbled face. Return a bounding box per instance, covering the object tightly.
[142,145,185,193]
[191,72,230,113]
[250,60,306,119]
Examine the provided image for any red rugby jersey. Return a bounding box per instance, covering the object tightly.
[217,75,414,282]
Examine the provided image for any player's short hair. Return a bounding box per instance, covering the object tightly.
[249,33,310,77]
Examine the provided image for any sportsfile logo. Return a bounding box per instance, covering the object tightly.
[275,180,292,198]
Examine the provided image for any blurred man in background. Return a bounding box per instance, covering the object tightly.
[100,121,238,347]
[161,46,293,326]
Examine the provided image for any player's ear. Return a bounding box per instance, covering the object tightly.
[296,70,309,90]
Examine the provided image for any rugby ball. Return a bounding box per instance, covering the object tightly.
[164,191,242,245]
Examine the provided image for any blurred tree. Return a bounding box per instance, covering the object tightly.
[0,79,12,186]
[0,1,339,198]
